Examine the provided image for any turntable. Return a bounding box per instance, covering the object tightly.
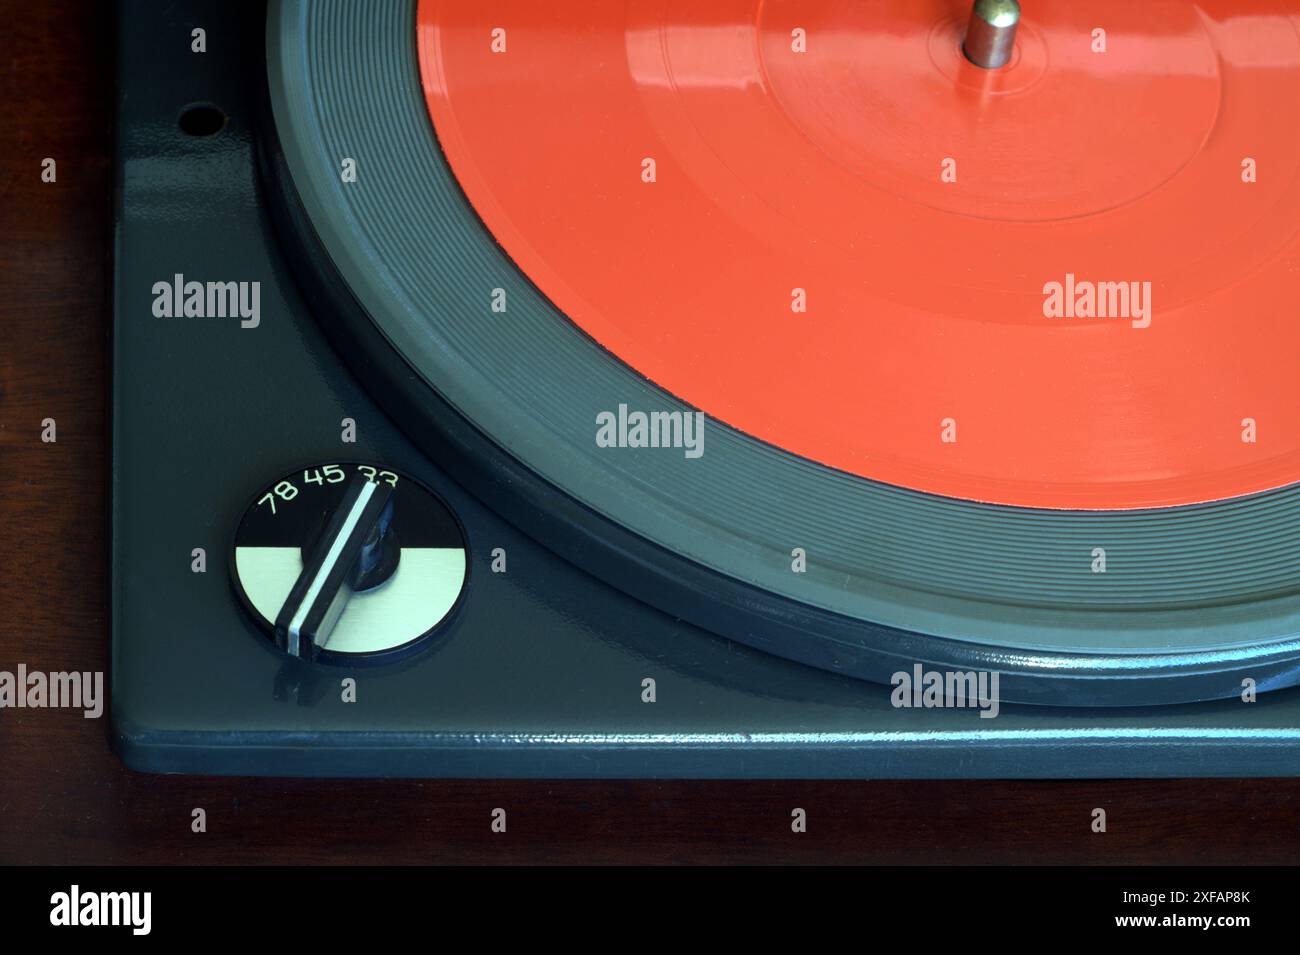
[112,0,1300,776]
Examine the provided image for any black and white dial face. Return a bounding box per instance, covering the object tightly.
[232,463,468,660]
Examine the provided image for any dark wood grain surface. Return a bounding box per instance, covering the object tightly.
[2,0,1298,866]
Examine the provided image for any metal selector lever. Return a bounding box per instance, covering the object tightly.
[273,474,398,659]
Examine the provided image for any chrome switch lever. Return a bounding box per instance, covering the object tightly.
[273,473,398,659]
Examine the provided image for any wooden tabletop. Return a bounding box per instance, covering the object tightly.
[2,0,1298,866]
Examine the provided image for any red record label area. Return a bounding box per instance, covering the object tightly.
[417,0,1300,510]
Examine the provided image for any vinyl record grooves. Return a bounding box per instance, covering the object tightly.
[262,0,1300,705]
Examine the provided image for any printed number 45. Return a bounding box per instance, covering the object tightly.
[303,464,347,487]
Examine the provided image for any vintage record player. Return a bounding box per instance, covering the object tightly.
[112,0,1300,776]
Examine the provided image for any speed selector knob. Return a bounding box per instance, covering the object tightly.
[273,473,397,659]
[232,463,468,662]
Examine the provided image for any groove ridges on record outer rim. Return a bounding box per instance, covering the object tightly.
[264,0,1300,684]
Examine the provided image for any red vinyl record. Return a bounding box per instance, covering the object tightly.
[418,0,1300,510]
